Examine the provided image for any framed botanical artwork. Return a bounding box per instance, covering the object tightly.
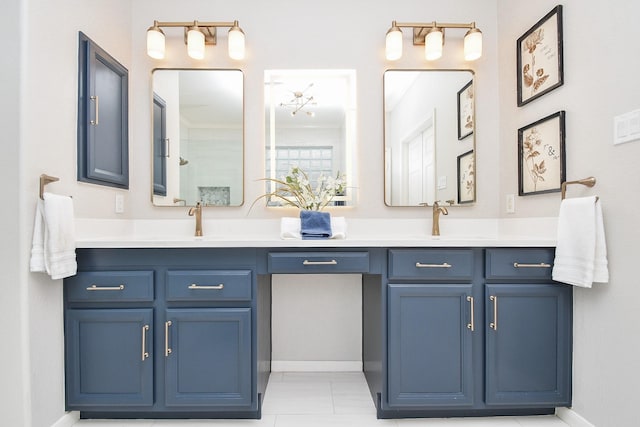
[518,111,566,196]
[517,5,564,106]
[457,79,474,140]
[457,150,475,204]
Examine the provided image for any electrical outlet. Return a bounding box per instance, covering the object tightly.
[506,194,515,214]
[115,194,124,214]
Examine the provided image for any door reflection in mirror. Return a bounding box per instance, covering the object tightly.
[384,70,475,206]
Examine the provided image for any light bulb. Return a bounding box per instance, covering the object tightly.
[187,27,205,60]
[385,23,403,61]
[146,24,165,59]
[228,21,245,60]
[425,28,443,61]
[464,27,482,61]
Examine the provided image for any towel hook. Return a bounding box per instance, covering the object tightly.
[560,177,597,200]
[39,174,59,200]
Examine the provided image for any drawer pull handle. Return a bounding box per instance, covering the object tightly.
[165,320,172,357]
[141,324,150,361]
[90,95,99,125]
[513,262,551,268]
[467,296,475,332]
[303,260,338,265]
[188,283,224,290]
[490,295,498,330]
[415,262,452,268]
[86,284,125,291]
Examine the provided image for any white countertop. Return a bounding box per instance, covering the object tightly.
[74,218,557,249]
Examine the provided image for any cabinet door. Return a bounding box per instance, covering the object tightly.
[164,308,252,408]
[387,284,474,407]
[485,284,572,406]
[77,32,129,188]
[65,309,153,408]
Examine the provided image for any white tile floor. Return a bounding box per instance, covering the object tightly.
[72,372,569,427]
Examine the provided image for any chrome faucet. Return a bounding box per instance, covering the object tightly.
[430,201,449,237]
[188,201,203,237]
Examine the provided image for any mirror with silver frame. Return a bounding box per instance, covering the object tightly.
[264,69,357,207]
[151,69,244,207]
[384,69,475,206]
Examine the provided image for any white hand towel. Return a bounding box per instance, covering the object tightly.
[29,199,46,273]
[280,216,347,240]
[30,193,77,280]
[552,196,608,288]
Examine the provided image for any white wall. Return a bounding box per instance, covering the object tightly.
[4,1,132,426]
[497,2,640,426]
[0,1,29,426]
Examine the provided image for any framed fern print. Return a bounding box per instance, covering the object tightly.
[518,111,566,196]
[457,150,475,204]
[517,5,564,106]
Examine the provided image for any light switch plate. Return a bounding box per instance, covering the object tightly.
[614,109,640,145]
[437,176,447,190]
[506,194,515,214]
[115,194,124,214]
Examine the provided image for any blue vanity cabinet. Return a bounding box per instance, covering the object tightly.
[64,271,155,409]
[65,249,268,419]
[164,270,253,408]
[484,248,572,408]
[77,32,129,189]
[380,247,571,418]
[386,249,477,409]
[387,283,474,407]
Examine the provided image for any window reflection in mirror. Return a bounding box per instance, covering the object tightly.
[384,70,475,206]
[264,69,357,207]
[151,69,244,207]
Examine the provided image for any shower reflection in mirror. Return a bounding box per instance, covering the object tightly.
[151,69,244,207]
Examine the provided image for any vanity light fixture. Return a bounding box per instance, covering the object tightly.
[146,20,246,60]
[385,20,482,62]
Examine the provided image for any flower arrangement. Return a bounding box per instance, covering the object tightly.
[253,166,346,211]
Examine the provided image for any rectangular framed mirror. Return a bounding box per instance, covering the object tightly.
[264,69,357,207]
[151,69,244,207]
[384,70,475,206]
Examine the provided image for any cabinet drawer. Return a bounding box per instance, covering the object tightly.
[388,249,474,280]
[485,248,555,280]
[166,270,252,302]
[65,271,154,302]
[268,251,369,273]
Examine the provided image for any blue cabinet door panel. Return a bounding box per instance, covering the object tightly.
[165,308,252,407]
[78,32,129,188]
[485,284,572,406]
[65,309,153,408]
[388,284,474,407]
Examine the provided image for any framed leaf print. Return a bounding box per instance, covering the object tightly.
[457,79,474,140]
[457,150,475,204]
[518,111,566,196]
[517,5,564,106]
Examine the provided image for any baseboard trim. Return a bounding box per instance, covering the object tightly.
[51,411,79,427]
[556,407,596,427]
[271,360,362,372]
